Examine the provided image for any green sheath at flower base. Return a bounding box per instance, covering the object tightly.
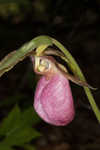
[0,36,52,77]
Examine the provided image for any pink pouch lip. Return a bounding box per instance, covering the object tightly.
[34,74,75,126]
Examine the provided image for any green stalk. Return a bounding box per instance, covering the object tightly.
[52,38,100,123]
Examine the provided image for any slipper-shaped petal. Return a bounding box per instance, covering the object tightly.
[34,74,75,126]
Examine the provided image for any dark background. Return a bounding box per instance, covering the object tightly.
[0,0,100,150]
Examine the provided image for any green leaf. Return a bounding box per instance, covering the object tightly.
[0,105,21,136]
[52,37,100,123]
[22,107,41,126]
[0,105,41,147]
[3,127,41,146]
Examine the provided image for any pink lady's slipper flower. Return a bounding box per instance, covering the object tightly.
[32,56,75,126]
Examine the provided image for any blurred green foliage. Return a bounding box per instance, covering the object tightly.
[0,105,41,150]
[0,0,49,21]
[0,0,30,20]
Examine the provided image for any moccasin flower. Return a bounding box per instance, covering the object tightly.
[32,56,75,126]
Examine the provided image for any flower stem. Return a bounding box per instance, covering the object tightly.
[52,38,100,123]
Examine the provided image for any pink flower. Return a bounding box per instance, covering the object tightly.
[33,56,75,126]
